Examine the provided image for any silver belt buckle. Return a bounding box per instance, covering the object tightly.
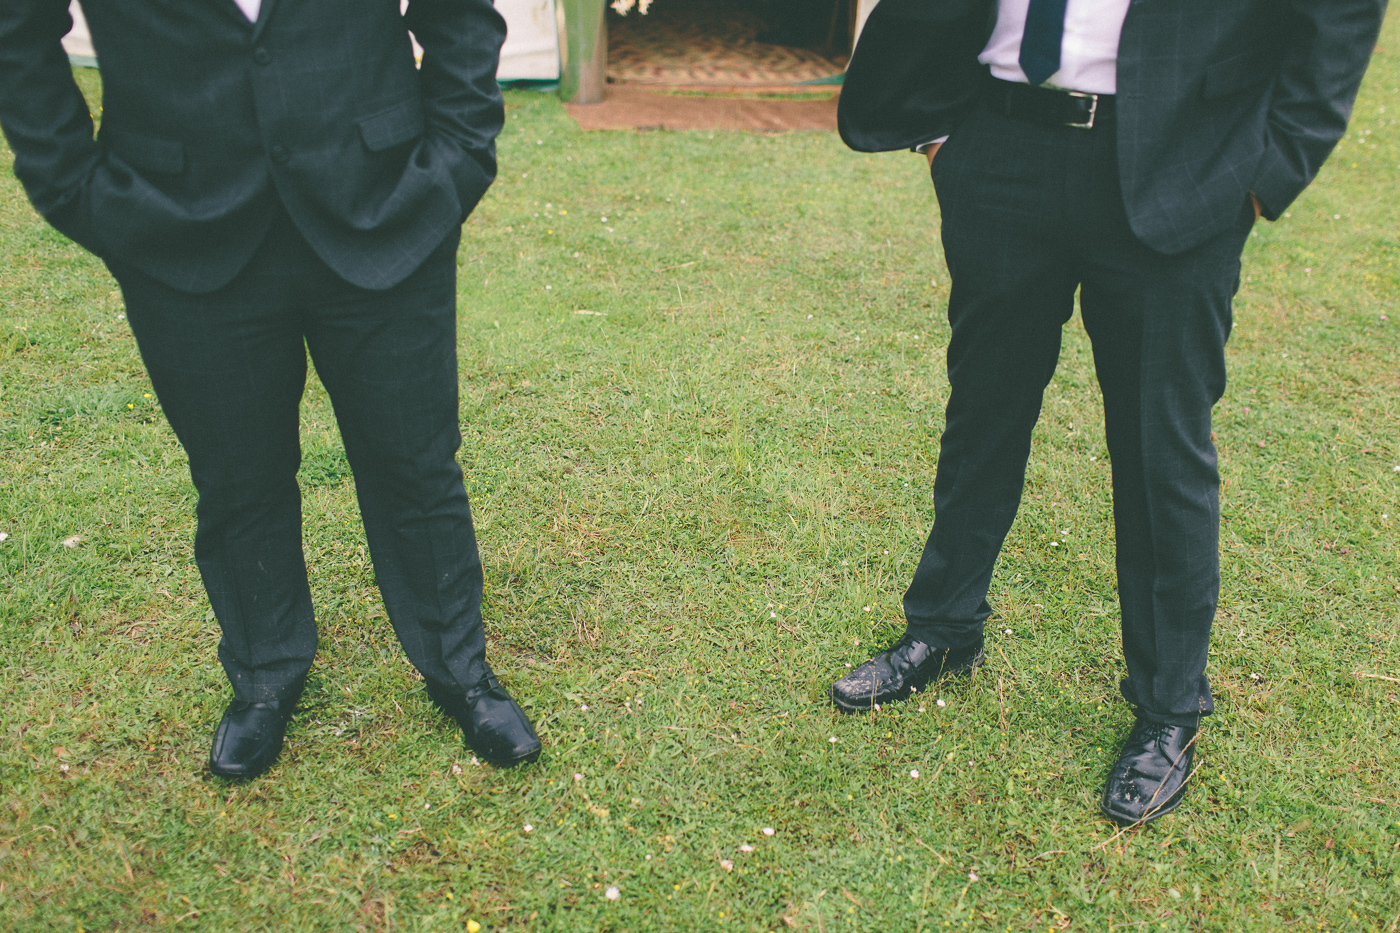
[1066,91,1098,129]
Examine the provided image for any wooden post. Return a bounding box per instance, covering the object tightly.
[558,0,607,104]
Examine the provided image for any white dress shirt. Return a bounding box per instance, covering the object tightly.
[234,0,261,22]
[978,0,1132,94]
[917,0,1129,149]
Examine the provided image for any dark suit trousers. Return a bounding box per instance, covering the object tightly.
[107,210,487,704]
[904,101,1255,725]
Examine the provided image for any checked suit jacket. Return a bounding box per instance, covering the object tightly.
[0,0,506,293]
[837,0,1387,255]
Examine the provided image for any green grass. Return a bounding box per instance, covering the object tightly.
[2,27,1399,931]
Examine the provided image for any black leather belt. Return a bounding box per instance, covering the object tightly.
[983,76,1115,129]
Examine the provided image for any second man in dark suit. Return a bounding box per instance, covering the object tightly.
[829,0,1384,824]
[0,0,542,778]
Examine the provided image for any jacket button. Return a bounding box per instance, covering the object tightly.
[270,144,289,164]
[253,47,271,65]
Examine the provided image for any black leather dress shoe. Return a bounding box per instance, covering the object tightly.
[428,671,541,768]
[1100,719,1198,826]
[830,634,984,713]
[208,689,301,779]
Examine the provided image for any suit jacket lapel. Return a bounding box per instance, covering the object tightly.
[250,0,280,43]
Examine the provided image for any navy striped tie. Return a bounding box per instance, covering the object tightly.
[1019,0,1069,86]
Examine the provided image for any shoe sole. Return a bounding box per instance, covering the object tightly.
[830,648,984,715]
[208,756,279,780]
[474,744,542,769]
[208,733,285,779]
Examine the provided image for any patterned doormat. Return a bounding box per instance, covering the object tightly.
[606,0,847,89]
[566,85,838,131]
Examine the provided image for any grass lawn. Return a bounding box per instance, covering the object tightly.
[3,21,1399,933]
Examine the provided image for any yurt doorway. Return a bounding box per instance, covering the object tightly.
[604,0,861,93]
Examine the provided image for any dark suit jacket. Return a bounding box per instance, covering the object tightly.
[0,0,506,292]
[838,0,1386,254]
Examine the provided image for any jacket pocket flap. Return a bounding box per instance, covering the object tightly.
[358,98,426,152]
[1202,51,1272,99]
[110,131,186,174]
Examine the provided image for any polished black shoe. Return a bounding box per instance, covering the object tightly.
[830,634,984,713]
[1100,719,1198,826]
[428,672,542,768]
[208,689,301,779]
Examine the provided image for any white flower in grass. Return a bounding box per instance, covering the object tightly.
[0,532,7,542]
[762,827,775,836]
[910,769,920,779]
[739,844,754,853]
[605,886,621,900]
[936,698,946,708]
[720,859,734,871]
[829,736,838,743]
[524,824,534,833]
[62,535,82,548]
[968,872,979,882]
[574,772,584,782]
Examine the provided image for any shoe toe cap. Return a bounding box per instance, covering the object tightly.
[831,668,883,704]
[467,693,542,765]
[209,705,288,778]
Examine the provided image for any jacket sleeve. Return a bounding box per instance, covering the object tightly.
[837,0,993,153]
[1249,0,1388,218]
[0,0,103,252]
[402,0,508,221]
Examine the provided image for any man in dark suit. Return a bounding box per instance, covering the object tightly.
[829,0,1384,824]
[0,0,542,778]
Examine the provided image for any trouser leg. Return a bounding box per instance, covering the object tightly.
[1078,197,1252,725]
[110,220,317,704]
[903,106,1079,648]
[304,229,489,694]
